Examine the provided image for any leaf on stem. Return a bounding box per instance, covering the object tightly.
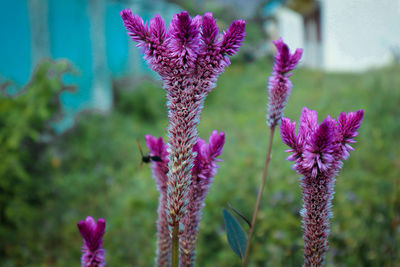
[228,202,252,228]
[223,208,248,259]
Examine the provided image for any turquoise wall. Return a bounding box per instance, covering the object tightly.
[0,1,32,87]
[0,0,180,130]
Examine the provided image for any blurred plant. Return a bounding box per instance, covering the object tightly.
[121,9,245,266]
[77,216,106,267]
[0,60,72,263]
[281,108,363,266]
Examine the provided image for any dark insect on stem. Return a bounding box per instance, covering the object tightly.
[137,139,162,168]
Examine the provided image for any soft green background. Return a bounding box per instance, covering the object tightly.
[1,56,399,266]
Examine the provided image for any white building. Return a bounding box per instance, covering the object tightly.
[272,0,400,72]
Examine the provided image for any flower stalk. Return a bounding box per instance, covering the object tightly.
[171,224,179,267]
[242,126,275,266]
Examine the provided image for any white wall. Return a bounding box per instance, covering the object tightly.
[275,7,304,55]
[322,0,400,71]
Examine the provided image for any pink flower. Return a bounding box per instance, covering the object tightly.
[145,135,170,266]
[77,216,106,267]
[281,107,363,266]
[180,130,225,265]
[267,38,303,128]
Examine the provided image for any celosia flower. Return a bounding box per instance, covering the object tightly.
[180,130,225,266]
[145,135,170,266]
[266,38,303,128]
[121,10,245,238]
[280,107,363,266]
[146,131,225,266]
[77,216,106,267]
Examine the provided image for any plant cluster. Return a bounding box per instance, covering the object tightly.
[76,10,364,267]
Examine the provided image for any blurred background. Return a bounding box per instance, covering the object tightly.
[0,0,399,266]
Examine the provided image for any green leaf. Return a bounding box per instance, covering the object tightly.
[223,208,248,259]
[228,202,252,228]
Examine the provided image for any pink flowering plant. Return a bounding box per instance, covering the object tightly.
[241,38,303,265]
[121,9,245,267]
[221,38,363,267]
[281,108,363,266]
[77,216,106,267]
[74,10,364,267]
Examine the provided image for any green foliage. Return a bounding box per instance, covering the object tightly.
[0,60,72,265]
[1,58,399,266]
[223,208,248,259]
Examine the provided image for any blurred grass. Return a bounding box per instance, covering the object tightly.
[1,58,399,266]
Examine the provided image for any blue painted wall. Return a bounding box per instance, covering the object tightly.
[0,1,32,88]
[0,0,180,130]
[48,0,93,111]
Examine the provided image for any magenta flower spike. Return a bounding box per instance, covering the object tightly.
[146,131,225,266]
[267,38,303,128]
[77,216,106,267]
[121,9,245,243]
[281,107,363,266]
[145,135,171,266]
[180,130,225,266]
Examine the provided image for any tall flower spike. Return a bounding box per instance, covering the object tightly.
[266,38,303,128]
[280,107,363,266]
[122,10,245,248]
[180,131,225,266]
[77,216,106,267]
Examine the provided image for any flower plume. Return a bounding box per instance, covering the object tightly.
[122,10,244,240]
[180,130,225,266]
[220,20,246,56]
[121,10,245,266]
[281,107,363,266]
[267,38,303,128]
[120,10,150,47]
[77,216,106,267]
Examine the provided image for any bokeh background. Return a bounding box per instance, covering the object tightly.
[1,0,399,266]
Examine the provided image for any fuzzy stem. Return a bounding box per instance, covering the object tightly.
[242,126,275,266]
[171,224,180,267]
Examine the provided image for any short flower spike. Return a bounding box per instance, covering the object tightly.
[267,38,303,128]
[281,108,363,266]
[77,216,106,267]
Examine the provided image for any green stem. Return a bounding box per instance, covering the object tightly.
[171,223,179,267]
[242,126,276,266]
